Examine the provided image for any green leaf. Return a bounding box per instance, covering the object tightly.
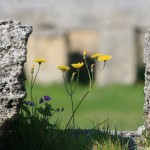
[20,104,31,116]
[37,107,45,115]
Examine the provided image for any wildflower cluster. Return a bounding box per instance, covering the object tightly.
[20,51,111,131]
[20,58,61,131]
[58,50,112,129]
[39,96,51,104]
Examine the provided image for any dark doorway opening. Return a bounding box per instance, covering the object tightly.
[134,28,145,82]
[67,52,96,85]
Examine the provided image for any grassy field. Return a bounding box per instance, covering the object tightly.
[25,82,144,131]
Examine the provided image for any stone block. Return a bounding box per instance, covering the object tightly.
[99,26,137,85]
[67,30,99,54]
[0,20,32,137]
[25,35,67,84]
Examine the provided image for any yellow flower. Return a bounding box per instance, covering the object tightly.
[98,55,112,61]
[57,65,70,72]
[71,62,84,69]
[33,59,47,64]
[90,53,102,59]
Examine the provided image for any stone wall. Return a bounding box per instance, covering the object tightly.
[25,26,141,85]
[0,20,32,137]
[99,24,137,85]
[26,35,67,84]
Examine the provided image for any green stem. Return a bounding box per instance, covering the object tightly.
[31,64,41,101]
[30,71,34,101]
[70,70,80,128]
[91,70,94,85]
[63,73,71,96]
[72,70,79,94]
[70,81,75,128]
[84,58,92,88]
[65,89,91,130]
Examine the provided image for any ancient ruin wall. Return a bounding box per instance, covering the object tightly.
[0,20,32,136]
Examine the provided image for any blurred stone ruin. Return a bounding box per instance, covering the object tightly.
[0,0,149,85]
[26,24,145,86]
[0,20,32,138]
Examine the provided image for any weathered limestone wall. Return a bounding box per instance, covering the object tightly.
[99,24,137,85]
[26,29,100,84]
[25,26,142,85]
[0,20,32,137]
[144,29,150,134]
[26,35,67,84]
[66,29,99,54]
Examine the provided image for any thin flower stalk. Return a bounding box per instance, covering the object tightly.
[30,65,34,101]
[70,71,80,128]
[72,71,79,94]
[65,89,90,130]
[91,64,95,84]
[31,64,41,101]
[59,51,112,130]
[70,78,75,128]
[65,55,93,129]
[63,72,71,96]
[83,53,92,89]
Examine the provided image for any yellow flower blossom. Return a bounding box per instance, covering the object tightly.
[90,53,102,59]
[98,55,112,61]
[33,59,47,64]
[71,62,84,69]
[57,65,70,72]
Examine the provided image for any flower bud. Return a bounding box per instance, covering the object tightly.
[31,65,34,74]
[91,64,95,73]
[71,72,76,81]
[83,50,86,59]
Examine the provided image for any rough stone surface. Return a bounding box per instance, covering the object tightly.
[144,29,150,134]
[0,20,32,136]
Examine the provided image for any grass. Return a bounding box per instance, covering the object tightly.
[25,81,144,131]
[2,82,144,149]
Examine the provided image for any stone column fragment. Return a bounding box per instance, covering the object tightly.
[144,29,150,134]
[0,20,32,136]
